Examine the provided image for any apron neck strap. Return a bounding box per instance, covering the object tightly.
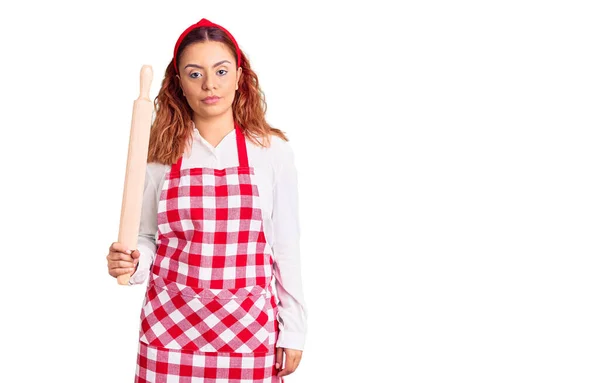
[171,122,249,174]
[235,122,249,167]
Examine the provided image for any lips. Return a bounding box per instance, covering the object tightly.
[201,96,221,105]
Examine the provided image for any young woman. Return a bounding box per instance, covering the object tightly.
[105,18,307,382]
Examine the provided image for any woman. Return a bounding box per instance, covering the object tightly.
[106,18,307,382]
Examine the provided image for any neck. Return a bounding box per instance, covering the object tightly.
[192,112,236,147]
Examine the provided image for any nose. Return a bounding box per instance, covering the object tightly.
[202,73,216,90]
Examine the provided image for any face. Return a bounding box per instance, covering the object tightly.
[176,41,242,119]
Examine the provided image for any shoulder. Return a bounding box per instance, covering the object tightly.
[145,162,169,187]
[250,133,295,161]
[261,135,297,177]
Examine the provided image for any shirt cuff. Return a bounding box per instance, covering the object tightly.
[128,244,154,285]
[276,329,306,351]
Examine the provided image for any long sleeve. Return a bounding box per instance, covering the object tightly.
[128,165,159,286]
[271,141,308,350]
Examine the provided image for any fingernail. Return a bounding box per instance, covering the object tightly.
[275,363,280,369]
[126,250,132,254]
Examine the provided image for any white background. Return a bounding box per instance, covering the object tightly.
[0,1,599,382]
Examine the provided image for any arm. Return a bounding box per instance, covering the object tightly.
[271,140,308,350]
[128,165,158,285]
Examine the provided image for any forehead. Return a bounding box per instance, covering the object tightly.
[179,41,235,65]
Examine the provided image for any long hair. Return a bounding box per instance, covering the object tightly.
[147,26,288,165]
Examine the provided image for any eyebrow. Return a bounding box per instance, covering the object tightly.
[184,60,232,70]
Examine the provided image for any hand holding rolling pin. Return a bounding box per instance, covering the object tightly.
[106,242,141,278]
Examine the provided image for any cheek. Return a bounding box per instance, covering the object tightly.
[180,83,192,96]
[224,74,237,87]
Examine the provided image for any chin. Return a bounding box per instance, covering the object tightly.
[194,106,228,117]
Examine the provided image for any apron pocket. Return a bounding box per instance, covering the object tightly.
[138,282,274,353]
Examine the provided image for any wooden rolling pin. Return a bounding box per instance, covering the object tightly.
[117,65,153,285]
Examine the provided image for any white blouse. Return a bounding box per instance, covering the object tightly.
[129,126,307,351]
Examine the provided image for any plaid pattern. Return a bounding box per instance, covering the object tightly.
[136,124,281,381]
[154,166,273,290]
[139,274,278,353]
[135,342,283,383]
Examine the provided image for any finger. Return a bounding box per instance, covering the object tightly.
[130,250,140,267]
[108,252,135,262]
[109,242,132,255]
[275,347,283,370]
[277,365,293,377]
[109,267,136,277]
[109,260,136,269]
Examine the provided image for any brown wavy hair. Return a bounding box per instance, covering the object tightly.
[147,26,288,165]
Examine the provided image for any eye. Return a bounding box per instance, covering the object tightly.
[189,71,201,79]
[217,69,228,76]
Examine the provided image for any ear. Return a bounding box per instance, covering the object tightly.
[236,67,242,90]
[176,75,186,96]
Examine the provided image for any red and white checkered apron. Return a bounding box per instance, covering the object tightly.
[134,124,283,382]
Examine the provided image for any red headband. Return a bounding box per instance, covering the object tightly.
[173,18,241,74]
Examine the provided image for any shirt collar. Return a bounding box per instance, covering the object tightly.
[191,121,236,152]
